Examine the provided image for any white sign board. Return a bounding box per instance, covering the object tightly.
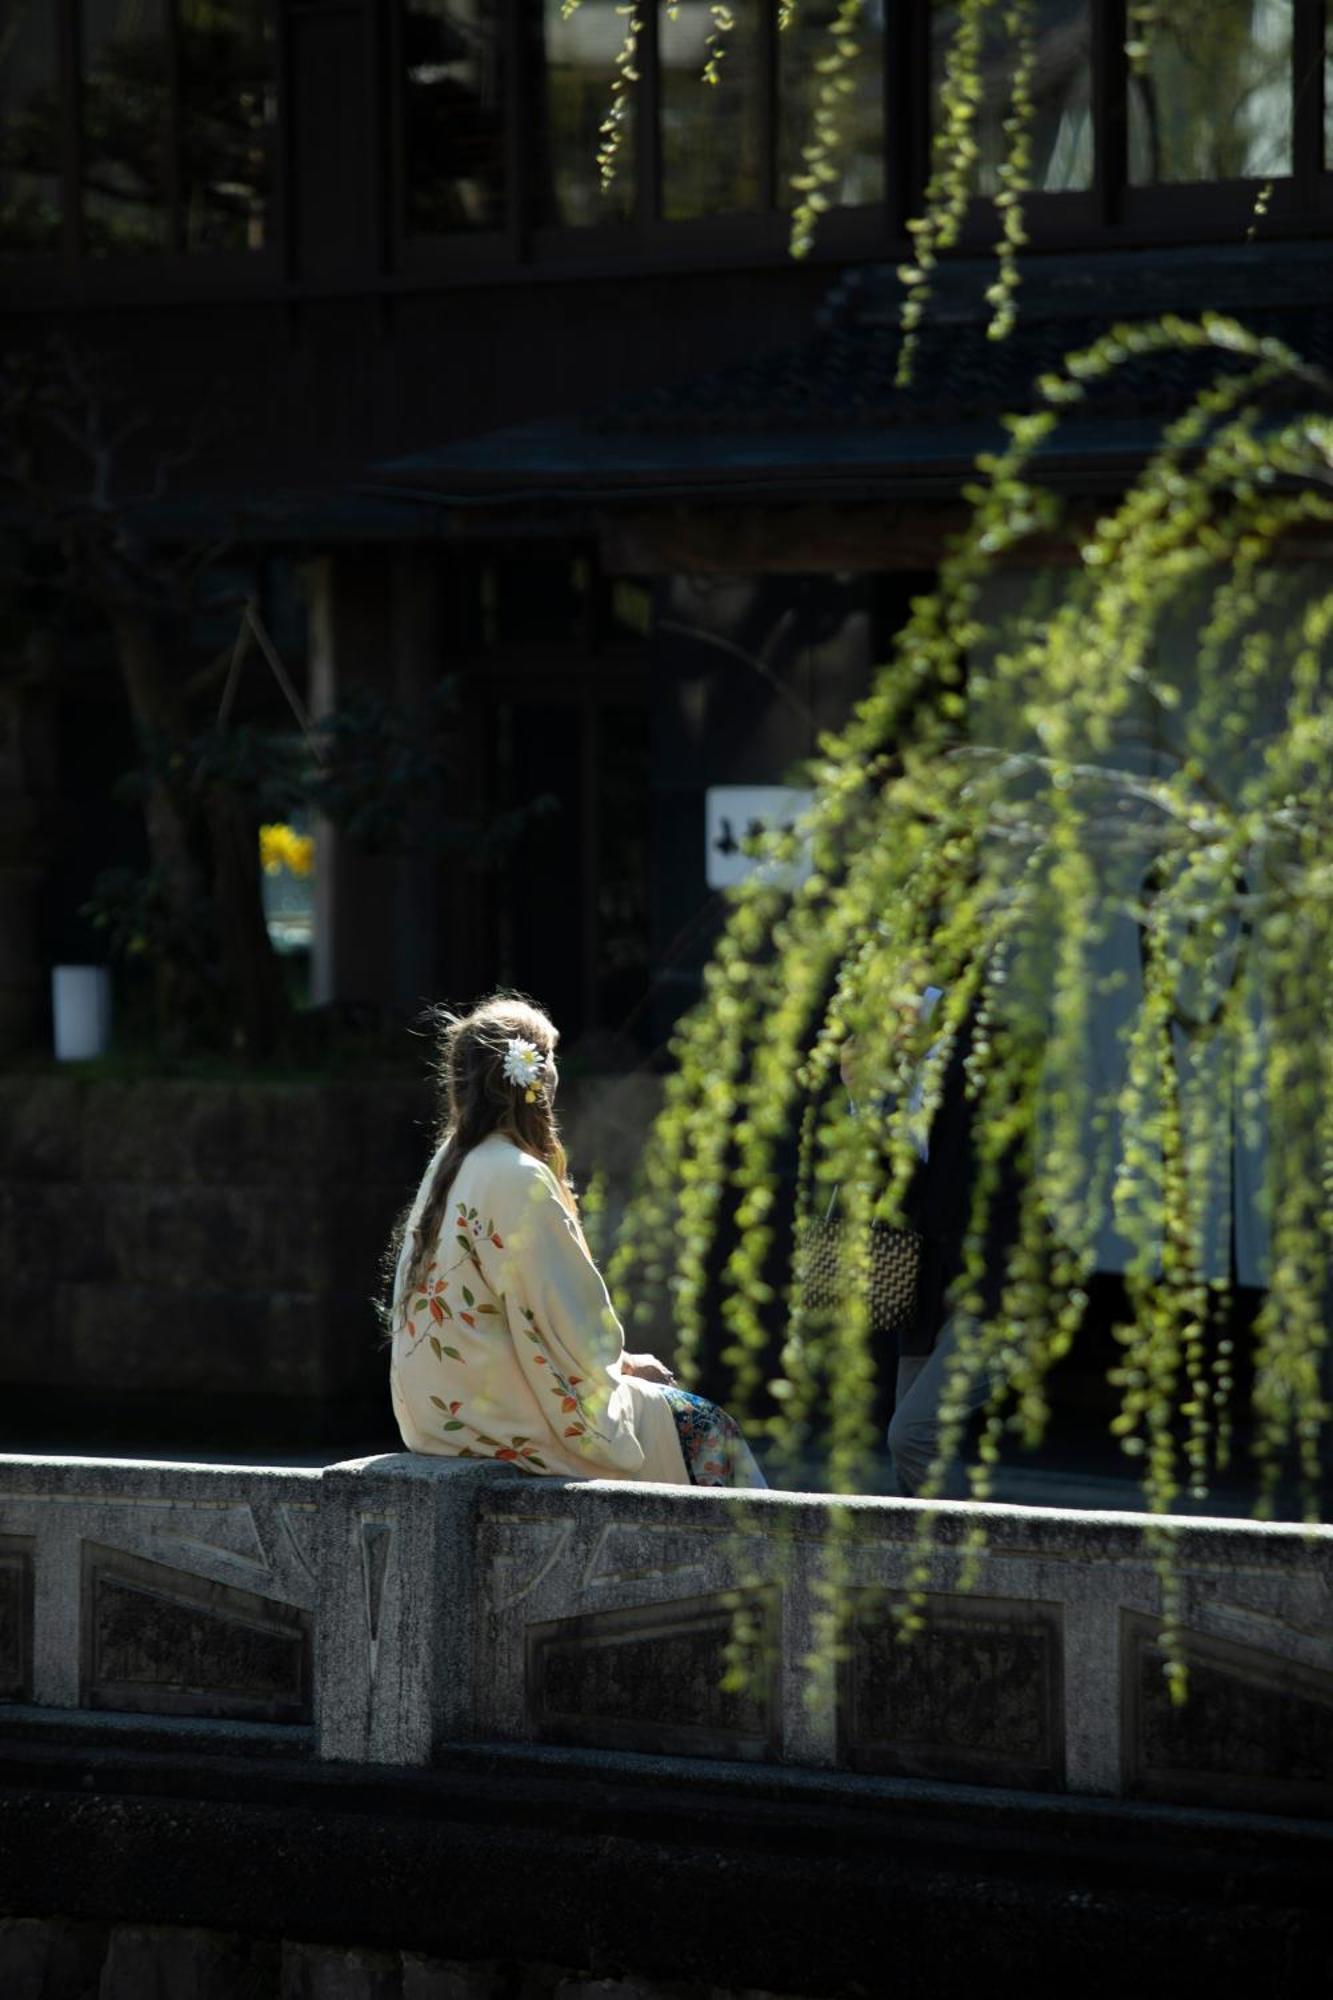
[704,786,814,891]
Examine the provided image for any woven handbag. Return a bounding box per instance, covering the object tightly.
[798,1192,923,1343]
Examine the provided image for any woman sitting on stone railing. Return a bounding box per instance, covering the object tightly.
[388,994,765,1488]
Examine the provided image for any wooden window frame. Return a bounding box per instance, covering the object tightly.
[1,0,284,301]
[930,0,1333,254]
[389,0,513,277]
[1116,0,1327,235]
[391,0,896,280]
[392,0,1333,282]
[7,0,1333,306]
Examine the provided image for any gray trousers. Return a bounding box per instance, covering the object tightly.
[886,1313,995,1497]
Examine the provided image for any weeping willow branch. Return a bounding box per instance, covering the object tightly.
[613,318,1333,1704]
[786,0,868,260]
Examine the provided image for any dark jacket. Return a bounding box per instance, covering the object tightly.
[896,1020,1024,1356]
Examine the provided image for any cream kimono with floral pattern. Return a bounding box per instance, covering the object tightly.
[391,1134,688,1483]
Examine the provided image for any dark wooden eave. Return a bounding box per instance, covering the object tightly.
[359,241,1333,568]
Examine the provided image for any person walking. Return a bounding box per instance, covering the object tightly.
[844,987,1014,1497]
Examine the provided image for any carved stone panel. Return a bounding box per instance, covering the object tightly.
[0,1536,34,1702]
[1122,1611,1333,1817]
[525,1588,779,1762]
[80,1542,311,1724]
[840,1589,1066,1789]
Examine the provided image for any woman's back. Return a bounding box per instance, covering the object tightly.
[391,1132,687,1482]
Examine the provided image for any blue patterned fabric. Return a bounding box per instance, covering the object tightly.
[661,1386,767,1488]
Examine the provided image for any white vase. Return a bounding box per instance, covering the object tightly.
[51,965,112,1062]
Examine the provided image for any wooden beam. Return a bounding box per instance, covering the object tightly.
[599,500,1333,577]
[1092,0,1128,230]
[637,0,661,230]
[1292,0,1325,205]
[166,0,183,253]
[59,0,83,266]
[600,503,977,574]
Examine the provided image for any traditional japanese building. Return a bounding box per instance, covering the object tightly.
[0,0,1326,1070]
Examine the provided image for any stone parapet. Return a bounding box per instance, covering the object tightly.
[1,1450,1330,1819]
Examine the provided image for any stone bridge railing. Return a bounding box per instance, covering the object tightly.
[1,1451,1330,1819]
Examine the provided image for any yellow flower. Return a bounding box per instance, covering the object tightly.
[259,823,315,878]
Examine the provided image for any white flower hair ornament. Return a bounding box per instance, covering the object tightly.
[502,1036,546,1103]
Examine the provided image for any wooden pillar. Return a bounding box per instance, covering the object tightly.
[388,549,443,1017]
[0,669,55,1057]
[305,548,456,1019]
[306,552,393,1014]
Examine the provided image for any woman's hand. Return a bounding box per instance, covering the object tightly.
[620,1352,676,1385]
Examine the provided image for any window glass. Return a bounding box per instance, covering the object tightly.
[1128,0,1292,184]
[661,0,764,219]
[179,0,275,252]
[931,0,1092,195]
[81,0,170,254]
[540,0,635,226]
[778,0,885,210]
[403,0,505,234]
[0,0,62,251]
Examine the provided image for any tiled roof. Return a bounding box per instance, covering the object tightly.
[588,242,1333,436]
[366,241,1333,508]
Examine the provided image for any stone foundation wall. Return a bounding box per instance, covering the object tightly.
[0,1076,429,1414]
[0,1921,797,2000]
[0,1072,659,1432]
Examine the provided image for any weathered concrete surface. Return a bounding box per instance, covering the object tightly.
[1,1449,1330,1816]
[0,1456,321,1719]
[1,1436,1330,1995]
[99,1923,275,1999]
[282,1941,402,2000]
[315,1455,501,1764]
[0,1916,107,1999]
[472,1476,1333,1815]
[0,1921,817,2000]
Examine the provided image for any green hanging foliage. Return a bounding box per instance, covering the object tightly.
[577,0,644,196]
[701,3,737,86]
[984,0,1035,342]
[567,0,1041,343]
[559,3,1328,1705]
[609,317,1333,1698]
[785,0,869,260]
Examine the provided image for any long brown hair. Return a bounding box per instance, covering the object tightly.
[394,993,573,1311]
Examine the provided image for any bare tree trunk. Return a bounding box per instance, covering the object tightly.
[109,608,206,923]
[109,606,288,1056]
[206,789,289,1059]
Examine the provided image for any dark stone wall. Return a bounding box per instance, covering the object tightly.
[0,1922,798,2000]
[0,1539,33,1702]
[0,1075,431,1436]
[0,1732,1329,2000]
[0,1071,659,1449]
